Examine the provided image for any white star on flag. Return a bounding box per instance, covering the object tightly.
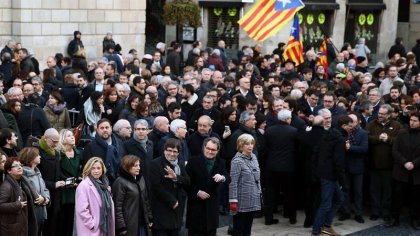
[277,0,291,9]
[290,26,296,34]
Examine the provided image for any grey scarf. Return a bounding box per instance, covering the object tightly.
[133,135,148,151]
[88,175,112,236]
[165,156,180,175]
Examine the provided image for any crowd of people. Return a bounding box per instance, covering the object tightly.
[0,30,420,236]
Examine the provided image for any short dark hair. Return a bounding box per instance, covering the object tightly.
[4,157,20,172]
[0,128,15,147]
[50,90,65,104]
[182,84,194,95]
[97,118,111,128]
[168,102,181,112]
[133,76,142,86]
[337,115,353,127]
[164,138,182,152]
[121,155,140,172]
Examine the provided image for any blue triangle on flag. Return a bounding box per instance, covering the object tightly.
[274,0,304,11]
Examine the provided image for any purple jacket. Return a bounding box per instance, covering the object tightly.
[75,177,115,236]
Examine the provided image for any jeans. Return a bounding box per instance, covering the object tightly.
[341,173,363,216]
[312,179,345,235]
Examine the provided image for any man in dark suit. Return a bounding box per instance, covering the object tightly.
[190,95,221,132]
[186,137,229,236]
[149,138,190,235]
[125,119,154,181]
[313,91,347,128]
[264,109,299,225]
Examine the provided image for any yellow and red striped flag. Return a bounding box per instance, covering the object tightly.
[283,14,304,65]
[317,38,329,79]
[239,0,305,42]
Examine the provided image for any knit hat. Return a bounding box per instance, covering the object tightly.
[156,42,166,50]
[356,56,366,64]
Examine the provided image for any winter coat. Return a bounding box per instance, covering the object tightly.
[265,120,298,172]
[392,127,420,185]
[345,127,368,175]
[43,105,71,132]
[149,156,190,230]
[124,138,154,182]
[225,125,258,171]
[112,169,153,236]
[75,177,115,236]
[314,128,347,187]
[23,166,50,223]
[365,119,403,169]
[17,104,50,145]
[19,56,35,75]
[158,133,190,163]
[0,174,39,236]
[186,155,229,231]
[229,152,262,212]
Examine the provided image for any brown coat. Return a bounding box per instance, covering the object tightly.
[365,119,403,169]
[43,106,71,132]
[0,174,39,236]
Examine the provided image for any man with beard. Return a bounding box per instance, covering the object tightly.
[365,104,403,221]
[83,118,125,182]
[180,84,200,121]
[379,65,407,96]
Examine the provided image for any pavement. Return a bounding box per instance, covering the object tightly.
[215,210,383,236]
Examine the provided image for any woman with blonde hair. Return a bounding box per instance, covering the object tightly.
[229,134,262,236]
[75,157,115,236]
[57,129,82,236]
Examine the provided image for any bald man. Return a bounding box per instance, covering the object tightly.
[187,115,221,156]
[37,128,62,236]
[148,116,170,158]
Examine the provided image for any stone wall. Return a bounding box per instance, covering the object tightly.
[0,0,146,69]
[409,2,420,48]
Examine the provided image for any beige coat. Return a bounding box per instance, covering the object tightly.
[43,106,71,131]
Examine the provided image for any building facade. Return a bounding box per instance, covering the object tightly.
[0,0,146,68]
[1,0,417,67]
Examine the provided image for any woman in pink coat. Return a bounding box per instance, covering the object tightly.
[75,157,115,236]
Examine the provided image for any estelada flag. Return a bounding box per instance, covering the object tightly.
[283,13,304,66]
[317,38,329,79]
[238,0,305,42]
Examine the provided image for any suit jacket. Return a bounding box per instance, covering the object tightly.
[124,138,154,181]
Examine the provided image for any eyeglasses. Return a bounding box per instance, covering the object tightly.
[49,138,60,144]
[124,127,132,130]
[135,128,148,131]
[11,164,23,169]
[205,146,218,152]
